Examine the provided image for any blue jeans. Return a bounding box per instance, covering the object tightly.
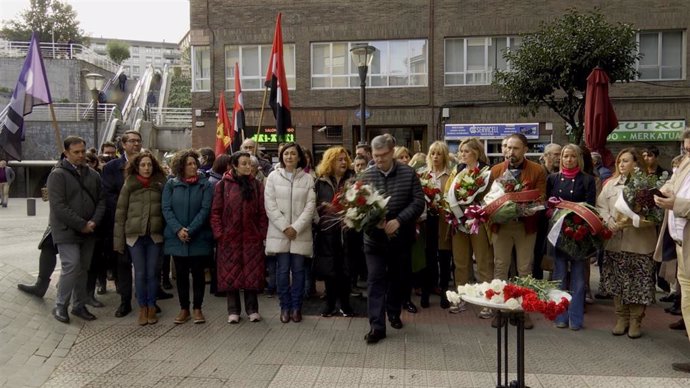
[276,252,305,311]
[128,236,161,307]
[552,253,586,328]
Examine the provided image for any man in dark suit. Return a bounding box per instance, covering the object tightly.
[102,130,142,317]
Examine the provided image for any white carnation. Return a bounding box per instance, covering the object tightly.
[345,187,357,202]
[504,298,521,310]
[489,295,504,304]
[446,291,462,305]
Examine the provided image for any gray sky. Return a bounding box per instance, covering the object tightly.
[1,0,190,43]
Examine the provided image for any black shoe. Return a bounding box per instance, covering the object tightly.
[403,301,418,314]
[320,305,338,317]
[672,362,690,373]
[52,306,69,323]
[420,295,430,308]
[157,288,174,300]
[162,278,173,290]
[660,294,677,303]
[71,306,97,321]
[365,330,386,344]
[115,303,132,318]
[85,296,105,308]
[17,277,50,298]
[670,319,685,330]
[389,317,403,330]
[96,285,107,295]
[340,308,356,317]
[440,296,450,309]
[594,293,612,300]
[666,306,683,316]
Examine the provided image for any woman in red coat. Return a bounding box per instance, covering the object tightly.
[211,152,268,323]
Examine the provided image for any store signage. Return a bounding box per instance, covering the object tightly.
[606,120,685,142]
[354,109,371,120]
[250,127,295,143]
[444,123,539,140]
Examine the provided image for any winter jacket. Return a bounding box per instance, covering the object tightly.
[113,173,167,253]
[264,167,316,257]
[102,156,128,231]
[313,170,355,278]
[211,171,268,291]
[47,159,105,244]
[162,173,214,257]
[361,161,425,247]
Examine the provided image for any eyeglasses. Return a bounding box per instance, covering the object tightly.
[126,139,142,144]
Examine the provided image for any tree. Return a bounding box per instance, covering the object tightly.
[493,9,641,145]
[168,73,191,108]
[0,0,87,44]
[106,41,130,64]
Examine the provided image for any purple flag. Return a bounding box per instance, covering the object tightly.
[0,32,53,160]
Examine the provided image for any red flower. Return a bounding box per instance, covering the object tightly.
[356,196,367,206]
[564,226,574,238]
[476,177,485,186]
[485,289,497,299]
[572,215,583,225]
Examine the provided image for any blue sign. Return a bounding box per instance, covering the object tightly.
[444,123,540,140]
[354,109,371,120]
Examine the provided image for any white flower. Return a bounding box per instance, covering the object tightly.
[504,298,521,309]
[345,187,357,202]
[457,284,478,298]
[345,207,359,220]
[489,295,504,304]
[376,195,390,209]
[489,279,506,293]
[446,291,462,305]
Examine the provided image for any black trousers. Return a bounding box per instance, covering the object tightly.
[423,215,452,299]
[324,275,352,311]
[173,255,206,310]
[87,238,106,297]
[226,290,258,315]
[38,239,58,281]
[116,250,133,304]
[364,237,409,332]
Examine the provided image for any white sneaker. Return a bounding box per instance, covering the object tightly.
[478,307,494,319]
[449,301,467,314]
[227,314,240,324]
[248,313,261,322]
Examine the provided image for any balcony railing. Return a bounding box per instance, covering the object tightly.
[150,107,192,128]
[21,103,116,122]
[0,40,119,73]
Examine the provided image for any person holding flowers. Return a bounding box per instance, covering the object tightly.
[489,133,547,329]
[419,141,453,309]
[445,138,494,317]
[546,144,597,330]
[361,134,425,344]
[313,146,356,317]
[597,148,658,339]
[264,143,316,324]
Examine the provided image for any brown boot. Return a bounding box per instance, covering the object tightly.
[192,309,206,324]
[138,307,148,326]
[147,305,158,324]
[174,309,190,324]
[612,297,629,336]
[628,304,645,339]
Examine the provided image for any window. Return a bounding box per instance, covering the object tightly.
[131,46,139,54]
[444,36,521,85]
[192,46,211,91]
[224,44,296,90]
[637,31,684,80]
[311,40,427,89]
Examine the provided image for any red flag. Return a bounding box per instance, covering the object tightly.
[232,62,245,152]
[215,92,231,156]
[265,13,292,142]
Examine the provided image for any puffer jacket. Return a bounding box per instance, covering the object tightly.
[264,167,316,257]
[113,173,167,252]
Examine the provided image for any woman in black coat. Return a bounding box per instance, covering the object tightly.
[313,146,356,317]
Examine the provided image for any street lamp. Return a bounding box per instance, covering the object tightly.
[350,44,376,145]
[84,72,105,149]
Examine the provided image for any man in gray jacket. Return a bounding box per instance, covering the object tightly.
[47,136,105,323]
[361,134,425,344]
[0,159,15,207]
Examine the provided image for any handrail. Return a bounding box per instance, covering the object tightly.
[0,39,119,73]
[150,107,192,127]
[121,65,154,126]
[19,103,116,122]
[84,65,125,119]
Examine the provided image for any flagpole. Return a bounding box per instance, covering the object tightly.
[255,85,269,142]
[48,103,62,155]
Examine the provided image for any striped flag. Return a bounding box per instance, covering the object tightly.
[215,92,231,156]
[231,62,245,152]
[0,33,53,160]
[265,13,291,142]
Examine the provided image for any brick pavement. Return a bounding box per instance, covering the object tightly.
[2,200,690,387]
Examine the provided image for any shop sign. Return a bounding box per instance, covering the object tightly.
[250,127,295,143]
[606,120,685,142]
[444,123,539,140]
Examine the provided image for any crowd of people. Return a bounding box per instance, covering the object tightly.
[13,130,690,366]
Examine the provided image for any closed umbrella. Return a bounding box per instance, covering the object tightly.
[584,67,618,168]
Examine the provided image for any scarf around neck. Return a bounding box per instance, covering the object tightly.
[561,166,580,179]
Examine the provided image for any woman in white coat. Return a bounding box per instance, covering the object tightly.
[264,143,316,323]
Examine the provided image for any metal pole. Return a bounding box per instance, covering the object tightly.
[358,65,368,145]
[92,90,99,149]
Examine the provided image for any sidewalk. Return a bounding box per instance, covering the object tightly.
[1,199,690,387]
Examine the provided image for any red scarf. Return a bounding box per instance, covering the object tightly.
[561,166,580,179]
[136,175,151,188]
[184,175,199,184]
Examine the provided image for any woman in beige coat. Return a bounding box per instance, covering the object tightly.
[596,147,658,339]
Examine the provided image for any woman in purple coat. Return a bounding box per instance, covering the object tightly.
[211,152,268,323]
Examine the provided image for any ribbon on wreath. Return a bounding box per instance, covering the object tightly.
[546,197,606,246]
[482,189,542,217]
[464,204,489,234]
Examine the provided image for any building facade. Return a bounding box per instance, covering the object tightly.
[188,0,690,166]
[89,38,181,79]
